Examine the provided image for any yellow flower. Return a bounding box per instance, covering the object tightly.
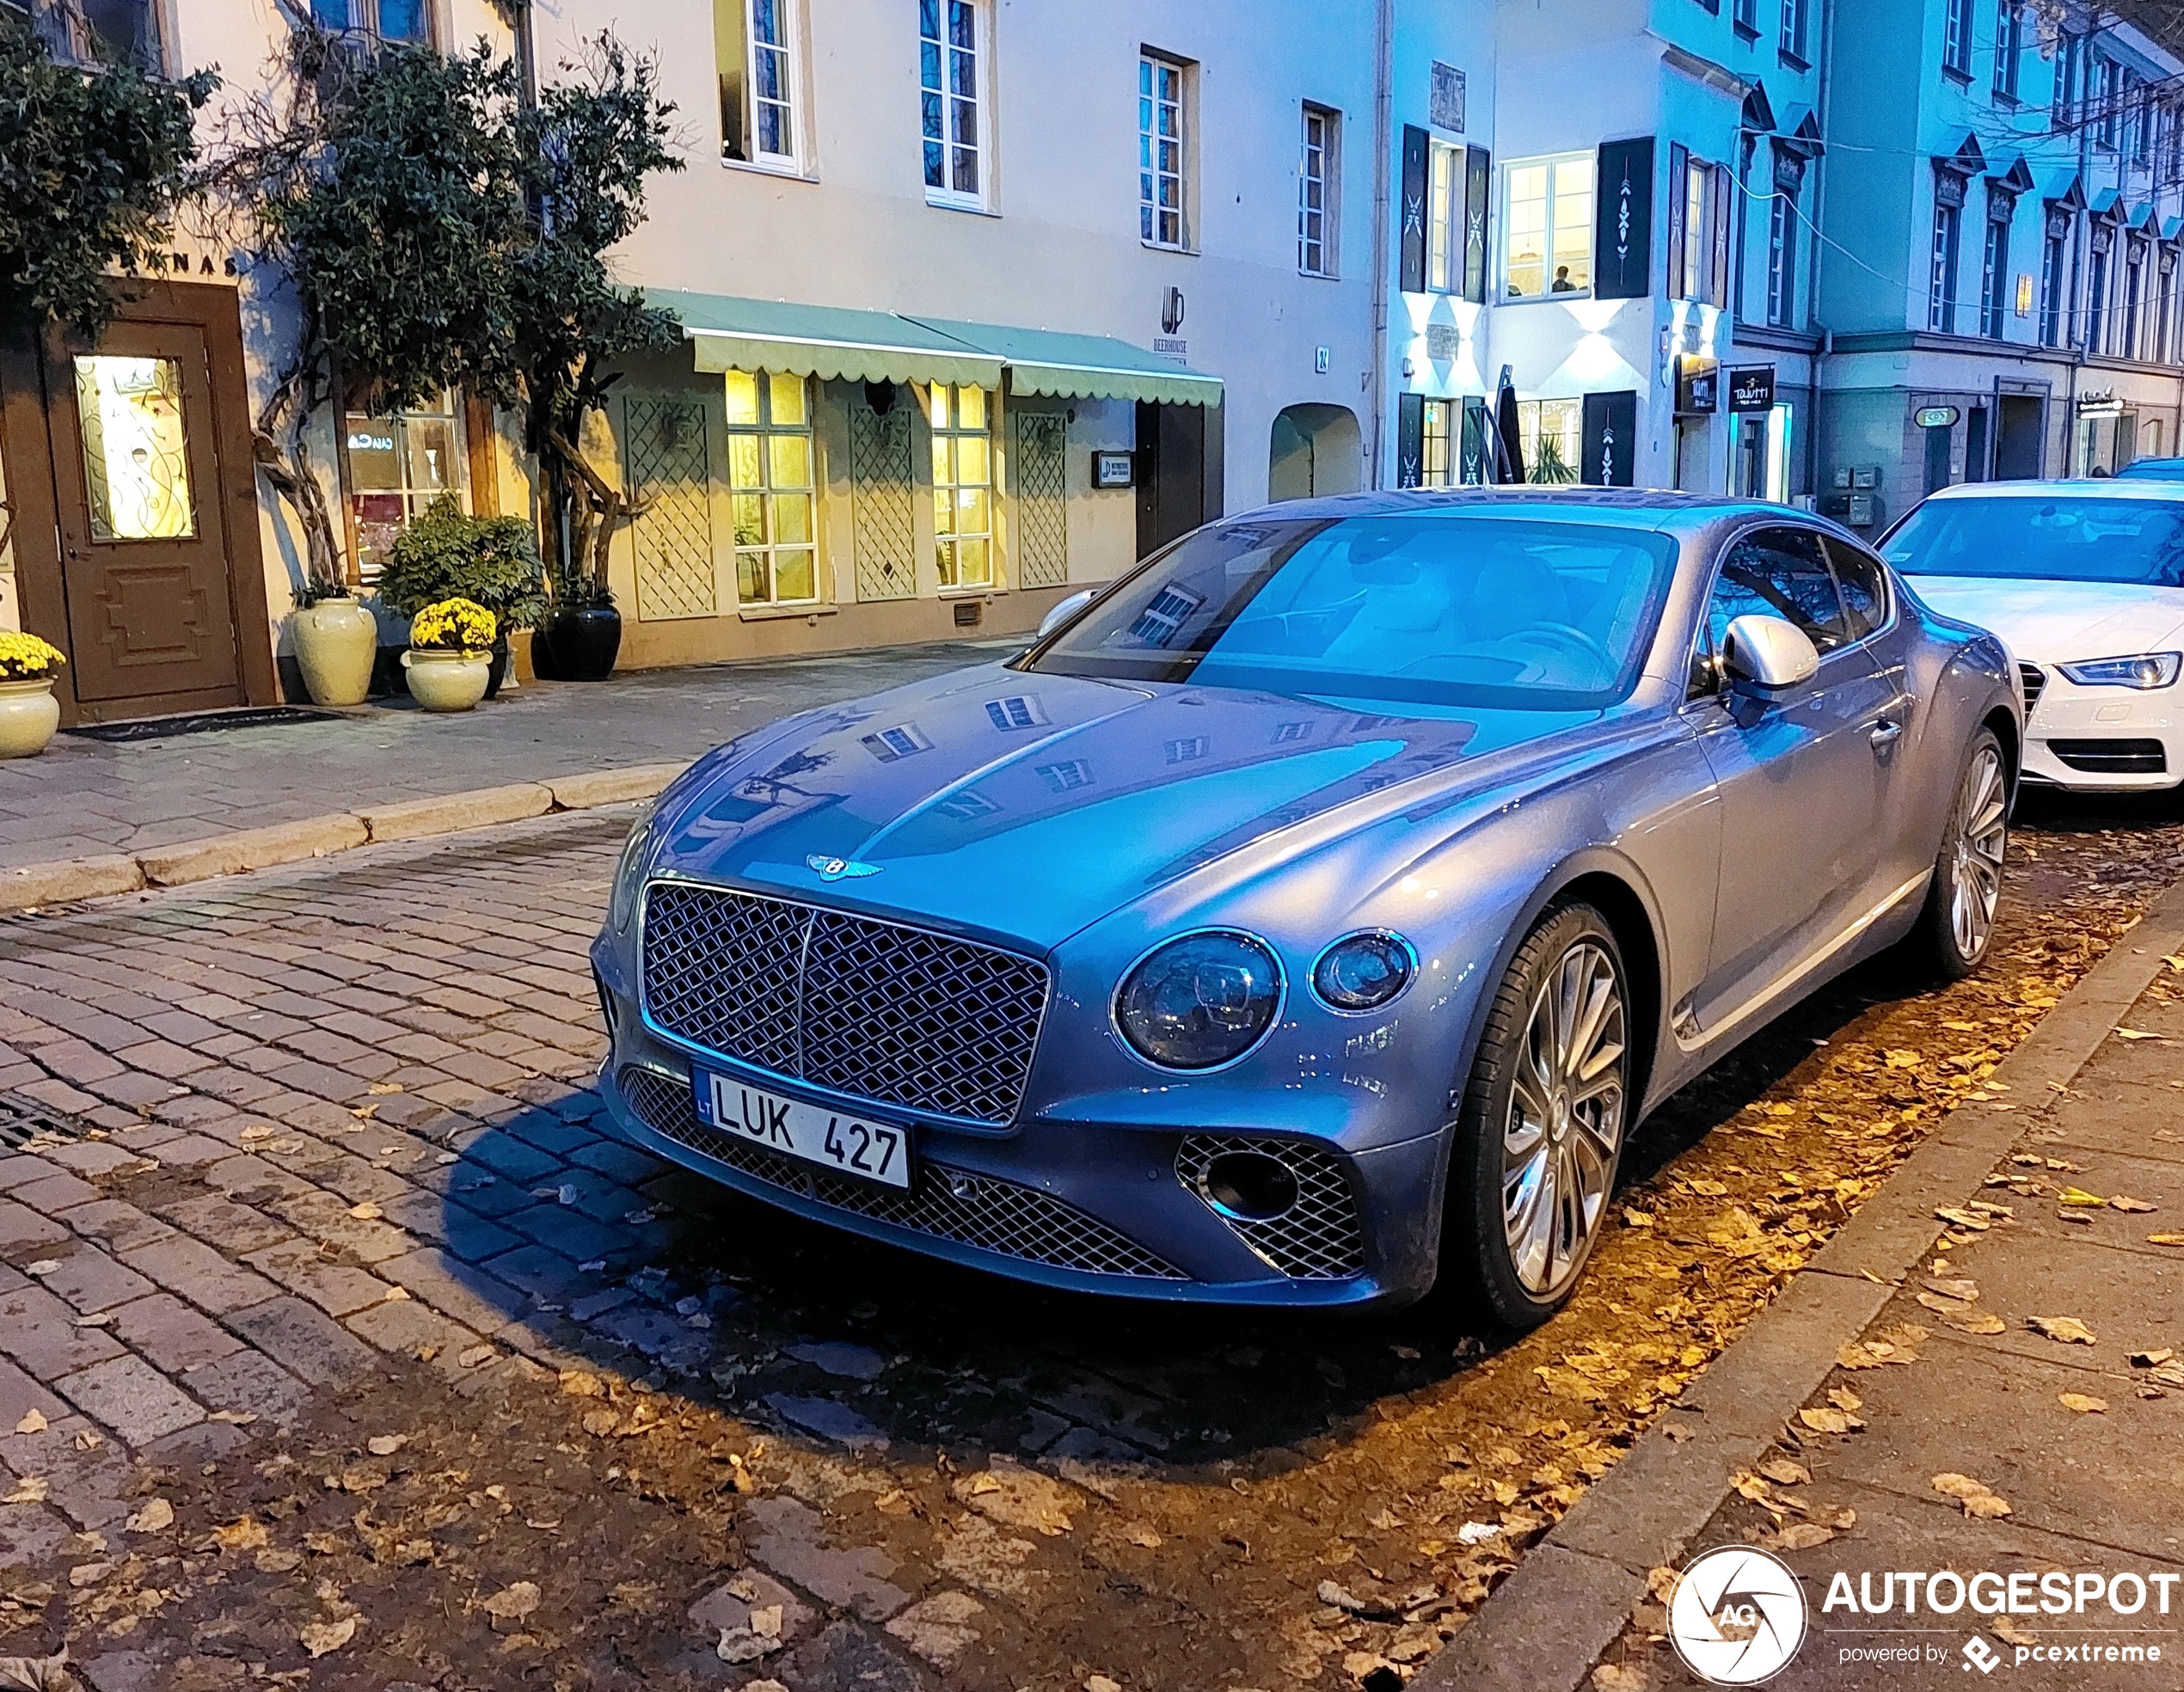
[408,598,497,654]
[0,633,66,682]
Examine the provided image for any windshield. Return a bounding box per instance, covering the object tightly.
[1024,513,1677,709]
[1885,495,2184,586]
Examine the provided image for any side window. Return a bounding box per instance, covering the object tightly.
[1704,527,1850,658]
[1823,536,1891,642]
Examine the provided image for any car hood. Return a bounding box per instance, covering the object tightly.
[651,663,1613,949]
[1905,576,2184,660]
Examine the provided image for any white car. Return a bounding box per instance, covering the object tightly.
[1882,479,2184,792]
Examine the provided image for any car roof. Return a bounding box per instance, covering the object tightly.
[1920,477,2184,502]
[1224,486,1840,538]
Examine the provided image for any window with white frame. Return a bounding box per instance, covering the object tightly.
[310,0,428,42]
[2124,238,2146,359]
[718,0,799,169]
[1426,137,1463,291]
[344,389,469,579]
[2095,55,2120,150]
[1420,400,1452,486]
[726,370,819,607]
[1779,0,1808,62]
[921,0,985,207]
[927,383,994,589]
[1943,0,1973,76]
[1767,192,1795,326]
[2040,220,2066,346]
[1733,0,1758,33]
[1299,105,1339,277]
[1504,154,1593,299]
[1994,3,2022,97]
[1929,199,1961,332]
[1979,213,2009,339]
[1139,52,1187,248]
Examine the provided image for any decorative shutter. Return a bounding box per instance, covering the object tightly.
[1666,143,1690,300]
[1580,390,1639,487]
[1463,145,1492,302]
[850,384,917,601]
[1709,162,1735,308]
[1013,411,1069,588]
[1396,392,1425,488]
[623,395,716,620]
[1400,126,1430,293]
[1460,398,1490,484]
[1592,137,1655,300]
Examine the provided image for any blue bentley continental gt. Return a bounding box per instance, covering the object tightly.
[591,490,2019,1327]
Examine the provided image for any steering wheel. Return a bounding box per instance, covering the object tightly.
[1512,622,1616,672]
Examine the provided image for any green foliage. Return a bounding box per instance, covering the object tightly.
[377,494,548,631]
[0,10,215,342]
[1529,432,1579,485]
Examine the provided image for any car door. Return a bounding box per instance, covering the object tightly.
[1822,533,1929,896]
[1684,524,1902,1036]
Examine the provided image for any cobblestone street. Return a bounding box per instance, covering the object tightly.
[0,796,2175,1692]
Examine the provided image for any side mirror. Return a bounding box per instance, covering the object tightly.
[1721,613,1820,691]
[1036,587,1097,641]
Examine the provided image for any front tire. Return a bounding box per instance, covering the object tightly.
[1443,903,1630,1329]
[1909,727,2007,980]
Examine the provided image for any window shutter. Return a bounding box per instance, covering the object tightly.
[1709,162,1735,308]
[1460,397,1490,483]
[1463,145,1492,303]
[1666,143,1690,300]
[1593,137,1655,300]
[1400,126,1430,293]
[1396,392,1425,488]
[1580,390,1639,486]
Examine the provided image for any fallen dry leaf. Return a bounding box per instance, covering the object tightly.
[347,1203,382,1221]
[1932,1473,2012,1518]
[2150,1234,2184,1248]
[1992,1617,2039,1647]
[1797,1407,1859,1435]
[1,1478,49,1505]
[11,1411,46,1437]
[559,1370,604,1398]
[2058,1393,2107,1413]
[2113,1027,2162,1040]
[1936,1207,1990,1230]
[1758,1458,1812,1486]
[1769,1522,1838,1551]
[1937,1308,2008,1335]
[0,1650,73,1691]
[1923,1277,1979,1301]
[2108,1196,2157,1213]
[123,1498,173,1534]
[365,1435,406,1457]
[298,1616,356,1658]
[1592,1665,1647,1692]
[2027,1315,2097,1346]
[210,1517,270,1552]
[2056,1187,2107,1207]
[2127,1347,2176,1368]
[482,1580,541,1623]
[1826,1387,1863,1413]
[255,1548,304,1573]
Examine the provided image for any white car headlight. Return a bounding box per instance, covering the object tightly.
[2055,652,2183,690]
[609,811,659,934]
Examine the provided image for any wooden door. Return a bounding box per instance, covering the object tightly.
[47,318,243,708]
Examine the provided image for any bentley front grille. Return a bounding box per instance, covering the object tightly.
[641,880,1049,1126]
[619,1068,1184,1280]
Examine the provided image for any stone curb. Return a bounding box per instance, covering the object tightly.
[0,759,692,910]
[1414,879,2184,1692]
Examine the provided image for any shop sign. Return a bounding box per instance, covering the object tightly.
[1092,451,1134,489]
[1914,405,1960,429]
[1675,355,1720,416]
[1727,365,1776,412]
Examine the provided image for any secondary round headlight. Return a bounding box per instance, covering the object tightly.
[1115,932,1283,1070]
[1311,931,1416,1012]
[609,811,659,934]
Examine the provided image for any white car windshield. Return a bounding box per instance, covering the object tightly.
[1886,495,2184,586]
[1026,514,1677,709]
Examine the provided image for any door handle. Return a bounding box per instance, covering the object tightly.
[1868,718,1903,751]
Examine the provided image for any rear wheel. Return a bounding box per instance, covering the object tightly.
[1909,728,2008,980]
[1443,903,1630,1329]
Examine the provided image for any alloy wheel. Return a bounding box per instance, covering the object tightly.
[1500,939,1627,1298]
[1949,745,2008,960]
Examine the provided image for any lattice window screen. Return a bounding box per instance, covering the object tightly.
[1014,411,1069,588]
[623,396,716,621]
[850,394,916,602]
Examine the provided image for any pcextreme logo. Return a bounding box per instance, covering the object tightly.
[1668,1545,1809,1685]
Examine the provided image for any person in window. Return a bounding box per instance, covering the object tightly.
[1551,265,1577,292]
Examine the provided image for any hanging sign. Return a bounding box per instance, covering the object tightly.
[1914,405,1961,428]
[1727,365,1776,413]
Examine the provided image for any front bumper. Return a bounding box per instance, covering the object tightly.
[2021,666,2183,791]
[592,971,1448,1309]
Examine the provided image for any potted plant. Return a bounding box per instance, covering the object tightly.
[376,494,548,697]
[533,573,622,683]
[401,598,496,712]
[0,634,65,758]
[288,568,376,706]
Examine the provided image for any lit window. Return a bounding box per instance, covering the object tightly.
[1299,105,1338,277]
[726,370,819,607]
[72,356,195,542]
[719,0,798,169]
[1426,138,1462,292]
[921,0,985,206]
[927,383,994,590]
[310,0,427,41]
[1514,397,1582,484]
[344,389,469,579]
[1504,154,1593,299]
[1139,54,1187,248]
[1420,399,1452,486]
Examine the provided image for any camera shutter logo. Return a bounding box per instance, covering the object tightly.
[1667,1545,1808,1684]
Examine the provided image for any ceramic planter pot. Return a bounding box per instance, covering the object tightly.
[401,648,492,713]
[0,677,60,758]
[291,598,377,707]
[536,605,622,682]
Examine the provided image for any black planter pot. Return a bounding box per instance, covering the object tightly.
[537,606,622,683]
[484,638,511,700]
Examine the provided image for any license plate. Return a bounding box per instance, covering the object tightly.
[692,1073,911,1190]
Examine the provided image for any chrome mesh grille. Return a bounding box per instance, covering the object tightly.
[641,880,1049,1125]
[1175,1133,1366,1280]
[2019,662,2047,717]
[621,1068,1183,1279]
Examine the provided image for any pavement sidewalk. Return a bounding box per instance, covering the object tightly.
[1421,880,2184,1692]
[0,638,1000,873]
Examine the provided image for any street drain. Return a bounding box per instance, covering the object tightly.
[0,1090,95,1151]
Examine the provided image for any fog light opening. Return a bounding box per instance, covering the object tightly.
[1199,1150,1300,1222]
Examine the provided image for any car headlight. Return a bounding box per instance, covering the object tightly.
[1311,930,1417,1012]
[1114,931,1283,1070]
[609,810,659,934]
[2056,652,2183,690]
